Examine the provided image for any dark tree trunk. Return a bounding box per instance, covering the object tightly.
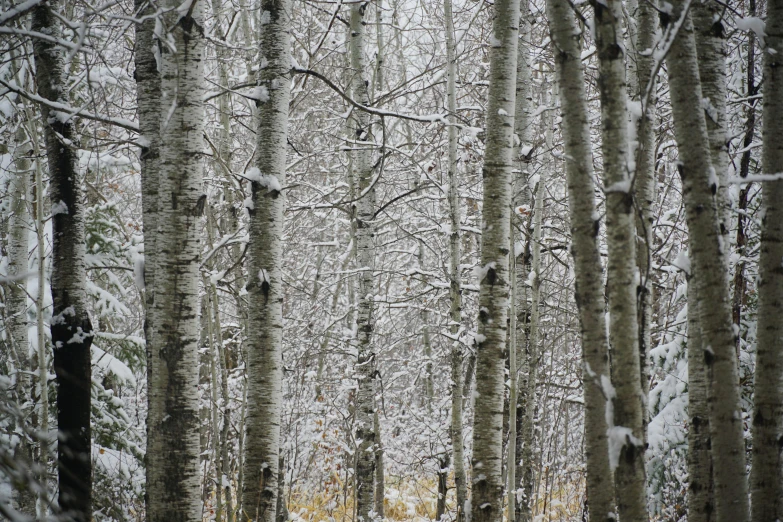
[32,2,93,520]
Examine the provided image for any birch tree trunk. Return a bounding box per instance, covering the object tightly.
[146,1,206,520]
[592,0,647,517]
[664,3,749,521]
[512,12,539,521]
[470,0,519,517]
[625,0,656,418]
[687,271,714,522]
[749,0,783,518]
[31,2,94,519]
[7,106,35,518]
[693,0,730,235]
[31,116,50,518]
[348,2,379,520]
[444,0,467,515]
[373,410,385,518]
[241,0,292,516]
[133,1,162,516]
[546,1,615,519]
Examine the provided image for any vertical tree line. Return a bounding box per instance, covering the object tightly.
[0,0,782,521]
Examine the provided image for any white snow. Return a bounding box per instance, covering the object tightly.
[607,426,642,472]
[604,179,631,193]
[51,200,69,216]
[92,344,136,386]
[246,167,282,192]
[736,17,766,45]
[473,262,496,282]
[250,85,270,103]
[671,250,690,275]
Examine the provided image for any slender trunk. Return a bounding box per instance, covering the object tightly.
[373,410,385,519]
[31,2,94,520]
[687,273,714,522]
[592,0,647,517]
[30,112,50,519]
[732,0,756,355]
[241,0,291,518]
[470,0,519,517]
[206,284,224,521]
[507,250,519,522]
[510,4,533,520]
[512,11,537,521]
[419,242,434,405]
[664,3,749,521]
[146,1,207,520]
[517,87,545,522]
[206,208,235,522]
[133,0,162,516]
[445,0,467,514]
[546,1,615,519]
[349,3,379,520]
[275,455,289,522]
[749,0,783,518]
[7,106,35,517]
[626,0,657,424]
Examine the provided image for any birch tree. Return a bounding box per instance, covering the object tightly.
[6,97,34,518]
[31,2,94,519]
[686,265,713,522]
[592,0,647,517]
[241,0,292,516]
[693,0,730,233]
[133,2,162,516]
[625,0,656,412]
[749,0,783,518]
[470,0,519,517]
[546,0,615,518]
[664,2,749,520]
[511,3,534,521]
[347,1,380,519]
[146,1,207,520]
[444,0,468,517]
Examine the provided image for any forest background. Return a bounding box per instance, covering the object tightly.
[0,0,781,520]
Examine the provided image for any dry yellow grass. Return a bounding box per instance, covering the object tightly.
[285,471,584,522]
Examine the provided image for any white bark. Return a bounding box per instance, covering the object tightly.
[6,106,34,518]
[147,1,207,520]
[664,3,749,521]
[133,1,163,516]
[29,111,49,519]
[470,0,519,517]
[546,1,616,519]
[512,8,536,521]
[241,0,291,517]
[749,1,783,518]
[347,3,379,521]
[693,0,730,235]
[626,0,656,421]
[592,0,647,517]
[444,0,467,515]
[686,273,714,522]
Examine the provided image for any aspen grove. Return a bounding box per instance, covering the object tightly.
[2,0,783,520]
